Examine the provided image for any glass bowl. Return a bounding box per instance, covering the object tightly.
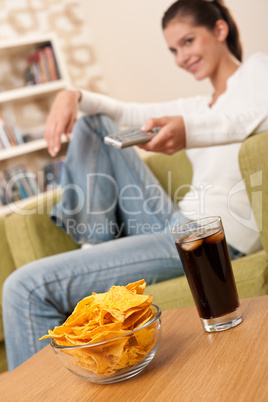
[50,304,162,384]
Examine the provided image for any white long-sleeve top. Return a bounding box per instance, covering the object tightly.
[78,52,268,254]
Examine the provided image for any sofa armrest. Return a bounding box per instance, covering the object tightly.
[0,215,16,344]
[231,249,268,298]
[239,131,268,253]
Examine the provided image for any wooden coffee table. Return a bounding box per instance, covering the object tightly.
[1,296,268,401]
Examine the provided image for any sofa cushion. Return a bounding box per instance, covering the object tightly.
[0,341,7,372]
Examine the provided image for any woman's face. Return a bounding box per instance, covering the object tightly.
[163,18,226,81]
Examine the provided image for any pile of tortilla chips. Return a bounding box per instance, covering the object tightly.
[40,279,158,375]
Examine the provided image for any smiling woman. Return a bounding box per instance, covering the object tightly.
[77,0,268,102]
[161,0,242,103]
[162,0,243,60]
[3,0,268,372]
[163,19,239,91]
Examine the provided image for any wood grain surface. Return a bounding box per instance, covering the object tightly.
[1,296,267,402]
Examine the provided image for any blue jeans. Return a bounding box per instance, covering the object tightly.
[50,114,182,243]
[3,115,244,371]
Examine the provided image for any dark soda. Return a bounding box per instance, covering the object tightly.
[176,228,240,319]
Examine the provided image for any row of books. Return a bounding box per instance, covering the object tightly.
[0,159,64,206]
[0,111,24,150]
[0,110,47,150]
[25,42,60,86]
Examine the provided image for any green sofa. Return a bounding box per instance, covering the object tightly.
[1,132,268,372]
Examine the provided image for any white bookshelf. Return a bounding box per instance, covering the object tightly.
[0,187,62,216]
[0,136,69,161]
[0,80,67,104]
[0,34,71,215]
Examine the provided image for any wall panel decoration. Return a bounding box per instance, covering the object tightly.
[0,0,107,94]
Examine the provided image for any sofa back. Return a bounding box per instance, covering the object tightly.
[239,131,268,254]
[144,150,193,201]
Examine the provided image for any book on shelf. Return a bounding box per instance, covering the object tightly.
[0,115,16,147]
[44,45,59,81]
[0,159,64,206]
[3,168,23,203]
[0,173,7,206]
[25,42,61,86]
[0,123,11,149]
[0,111,24,149]
[22,126,44,143]
[15,166,40,198]
[0,111,46,149]
[3,111,24,145]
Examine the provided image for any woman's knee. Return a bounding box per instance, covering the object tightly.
[73,114,117,141]
[3,271,24,309]
[3,261,41,306]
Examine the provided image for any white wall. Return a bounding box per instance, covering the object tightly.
[80,0,268,102]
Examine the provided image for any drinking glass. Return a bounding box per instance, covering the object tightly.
[172,216,242,332]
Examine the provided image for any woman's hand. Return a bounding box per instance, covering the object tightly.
[139,115,186,155]
[44,89,81,157]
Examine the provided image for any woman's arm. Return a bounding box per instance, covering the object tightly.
[79,89,184,126]
[139,107,268,155]
[44,90,80,156]
[44,88,185,156]
[184,107,268,148]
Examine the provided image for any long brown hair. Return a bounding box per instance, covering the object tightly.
[162,0,243,61]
